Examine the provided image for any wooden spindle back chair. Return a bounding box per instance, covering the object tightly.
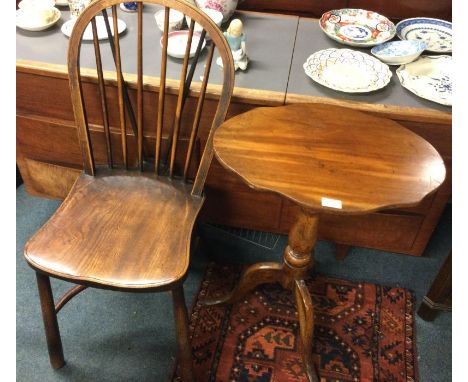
[24,1,235,380]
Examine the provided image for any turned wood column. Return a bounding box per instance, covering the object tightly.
[282,209,318,287]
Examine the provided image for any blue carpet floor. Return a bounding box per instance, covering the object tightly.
[16,185,451,381]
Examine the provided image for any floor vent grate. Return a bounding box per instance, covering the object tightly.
[209,224,281,250]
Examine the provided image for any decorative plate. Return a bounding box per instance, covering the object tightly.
[320,8,396,47]
[161,31,206,59]
[371,40,426,65]
[16,7,61,31]
[396,55,452,106]
[303,48,392,93]
[396,18,452,53]
[61,15,127,40]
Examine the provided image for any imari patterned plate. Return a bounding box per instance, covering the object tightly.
[303,48,392,93]
[320,8,396,47]
[396,18,452,53]
[396,55,452,106]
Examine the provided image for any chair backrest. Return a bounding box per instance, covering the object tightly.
[67,0,235,196]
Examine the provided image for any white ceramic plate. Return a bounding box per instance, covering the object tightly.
[396,55,452,106]
[61,15,126,40]
[396,18,452,53]
[16,7,61,31]
[319,8,396,47]
[303,48,392,93]
[161,31,206,59]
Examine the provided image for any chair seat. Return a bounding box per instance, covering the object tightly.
[24,170,204,291]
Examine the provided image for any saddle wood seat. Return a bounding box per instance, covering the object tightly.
[25,169,204,291]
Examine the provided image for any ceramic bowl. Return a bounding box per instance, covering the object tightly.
[161,30,206,59]
[18,0,57,26]
[185,8,223,38]
[154,9,184,32]
[16,6,61,31]
[371,40,427,65]
[396,17,452,53]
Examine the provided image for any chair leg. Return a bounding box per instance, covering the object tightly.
[172,285,194,382]
[36,272,65,369]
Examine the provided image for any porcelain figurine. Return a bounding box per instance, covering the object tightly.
[217,19,248,71]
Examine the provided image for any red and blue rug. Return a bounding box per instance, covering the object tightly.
[174,263,418,381]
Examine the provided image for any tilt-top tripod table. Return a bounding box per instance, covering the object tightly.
[205,103,446,382]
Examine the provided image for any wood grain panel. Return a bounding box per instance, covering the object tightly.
[239,0,347,17]
[281,201,423,253]
[238,0,451,20]
[201,159,284,231]
[348,0,451,21]
[21,159,81,200]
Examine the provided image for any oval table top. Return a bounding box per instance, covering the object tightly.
[213,104,446,214]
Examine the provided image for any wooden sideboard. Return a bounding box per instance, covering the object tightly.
[16,8,452,257]
[238,0,452,21]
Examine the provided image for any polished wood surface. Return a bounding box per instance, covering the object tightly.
[23,0,235,376]
[214,103,446,214]
[36,273,64,369]
[239,0,451,20]
[25,170,204,290]
[209,104,446,381]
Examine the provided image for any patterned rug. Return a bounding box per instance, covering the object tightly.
[174,263,418,382]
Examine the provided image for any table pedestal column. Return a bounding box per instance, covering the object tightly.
[204,209,319,382]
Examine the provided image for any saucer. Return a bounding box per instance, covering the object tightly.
[162,31,206,59]
[16,7,61,31]
[61,15,126,40]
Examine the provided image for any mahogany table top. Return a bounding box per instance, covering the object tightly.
[213,103,446,214]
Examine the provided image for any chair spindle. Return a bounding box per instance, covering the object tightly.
[91,17,113,168]
[156,7,169,175]
[183,42,215,180]
[137,3,144,170]
[112,5,127,168]
[169,19,195,177]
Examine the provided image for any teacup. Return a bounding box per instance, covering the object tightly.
[185,8,223,39]
[18,0,56,26]
[122,2,138,11]
[154,9,184,32]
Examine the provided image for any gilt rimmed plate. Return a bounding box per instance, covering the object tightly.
[320,8,396,47]
[396,55,452,106]
[161,31,206,59]
[16,7,61,31]
[61,15,126,40]
[396,18,452,53]
[303,48,392,93]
